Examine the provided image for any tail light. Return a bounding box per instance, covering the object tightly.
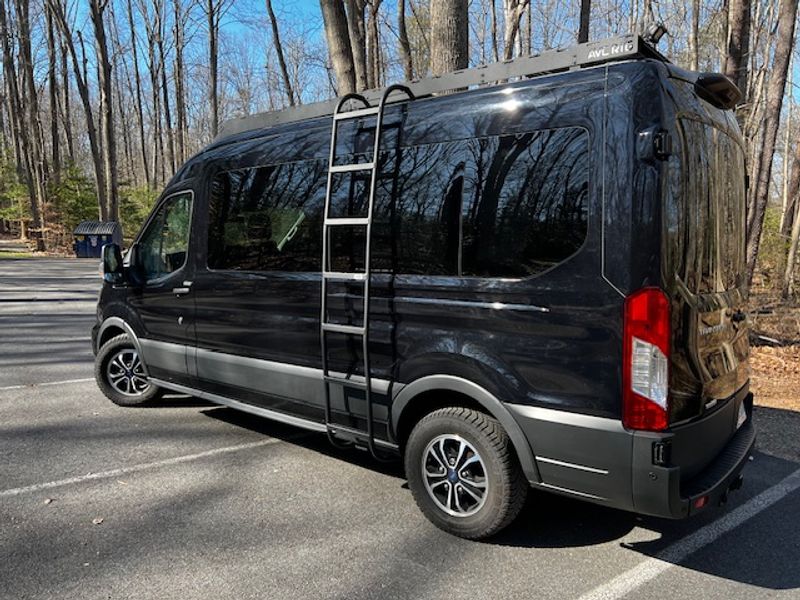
[623,288,670,431]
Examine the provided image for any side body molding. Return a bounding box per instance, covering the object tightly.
[97,317,148,376]
[391,375,542,483]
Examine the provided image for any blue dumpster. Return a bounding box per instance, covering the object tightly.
[73,221,123,258]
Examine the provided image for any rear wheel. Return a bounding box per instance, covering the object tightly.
[405,407,528,539]
[95,333,161,406]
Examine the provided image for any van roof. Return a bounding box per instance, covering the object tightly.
[216,34,668,142]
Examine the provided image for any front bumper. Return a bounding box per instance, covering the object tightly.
[631,392,756,519]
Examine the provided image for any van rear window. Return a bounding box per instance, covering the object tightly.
[666,119,746,293]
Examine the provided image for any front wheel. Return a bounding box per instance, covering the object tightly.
[405,407,528,539]
[95,333,161,406]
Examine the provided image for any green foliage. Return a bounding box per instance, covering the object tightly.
[119,185,158,242]
[0,154,30,223]
[50,165,98,233]
[756,206,786,288]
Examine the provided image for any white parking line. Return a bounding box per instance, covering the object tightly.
[579,467,800,600]
[0,438,289,498]
[0,377,95,391]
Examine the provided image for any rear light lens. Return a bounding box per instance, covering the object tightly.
[623,288,670,431]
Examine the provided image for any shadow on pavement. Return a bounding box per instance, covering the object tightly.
[202,402,800,592]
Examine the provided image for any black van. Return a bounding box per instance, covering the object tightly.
[93,35,755,539]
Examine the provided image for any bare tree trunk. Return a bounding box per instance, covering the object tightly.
[115,64,134,184]
[725,0,751,96]
[9,0,47,250]
[525,0,531,54]
[205,0,222,138]
[431,0,468,75]
[502,0,529,60]
[173,0,187,163]
[90,0,118,222]
[59,35,74,164]
[641,0,654,31]
[46,3,61,185]
[0,88,7,155]
[746,0,798,283]
[144,16,163,185]
[490,0,498,61]
[578,0,591,43]
[320,0,356,94]
[1,3,27,204]
[689,0,700,70]
[780,135,800,286]
[108,2,135,183]
[783,192,800,298]
[780,64,794,235]
[154,2,175,177]
[265,0,296,106]
[398,0,413,79]
[366,0,382,88]
[127,0,149,188]
[344,0,368,90]
[719,0,729,67]
[2,71,23,176]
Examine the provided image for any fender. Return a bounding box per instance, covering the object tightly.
[392,375,541,483]
[97,317,149,376]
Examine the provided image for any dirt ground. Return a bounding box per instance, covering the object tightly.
[748,290,800,413]
[751,346,800,412]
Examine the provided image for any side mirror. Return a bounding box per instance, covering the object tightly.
[102,243,124,284]
[125,242,146,287]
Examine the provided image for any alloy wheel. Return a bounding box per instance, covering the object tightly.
[421,434,489,517]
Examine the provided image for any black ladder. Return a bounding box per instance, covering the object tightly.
[320,85,413,458]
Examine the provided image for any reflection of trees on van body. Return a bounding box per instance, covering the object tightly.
[463,128,589,277]
[206,126,587,279]
[373,141,467,275]
[207,159,328,271]
[670,120,746,296]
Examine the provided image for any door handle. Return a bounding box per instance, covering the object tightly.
[172,287,191,296]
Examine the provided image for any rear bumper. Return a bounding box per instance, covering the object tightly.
[631,392,755,519]
[506,389,755,519]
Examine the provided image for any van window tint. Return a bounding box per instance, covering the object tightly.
[371,142,466,275]
[207,160,327,271]
[675,119,745,293]
[138,191,192,281]
[461,128,589,278]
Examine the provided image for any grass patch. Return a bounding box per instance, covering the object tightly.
[0,250,33,259]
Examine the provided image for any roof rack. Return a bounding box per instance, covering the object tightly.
[216,34,668,141]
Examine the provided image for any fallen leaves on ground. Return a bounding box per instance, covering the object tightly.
[751,345,800,412]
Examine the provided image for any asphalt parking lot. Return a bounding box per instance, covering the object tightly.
[1,257,799,600]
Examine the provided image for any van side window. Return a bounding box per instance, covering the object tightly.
[461,128,589,278]
[315,138,466,277]
[207,160,326,271]
[138,191,193,281]
[371,142,466,275]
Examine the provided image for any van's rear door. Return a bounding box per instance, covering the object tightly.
[664,115,750,425]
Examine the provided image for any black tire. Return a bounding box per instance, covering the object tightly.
[405,407,528,539]
[95,333,161,407]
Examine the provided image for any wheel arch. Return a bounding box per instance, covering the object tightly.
[97,317,149,376]
[391,375,541,483]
